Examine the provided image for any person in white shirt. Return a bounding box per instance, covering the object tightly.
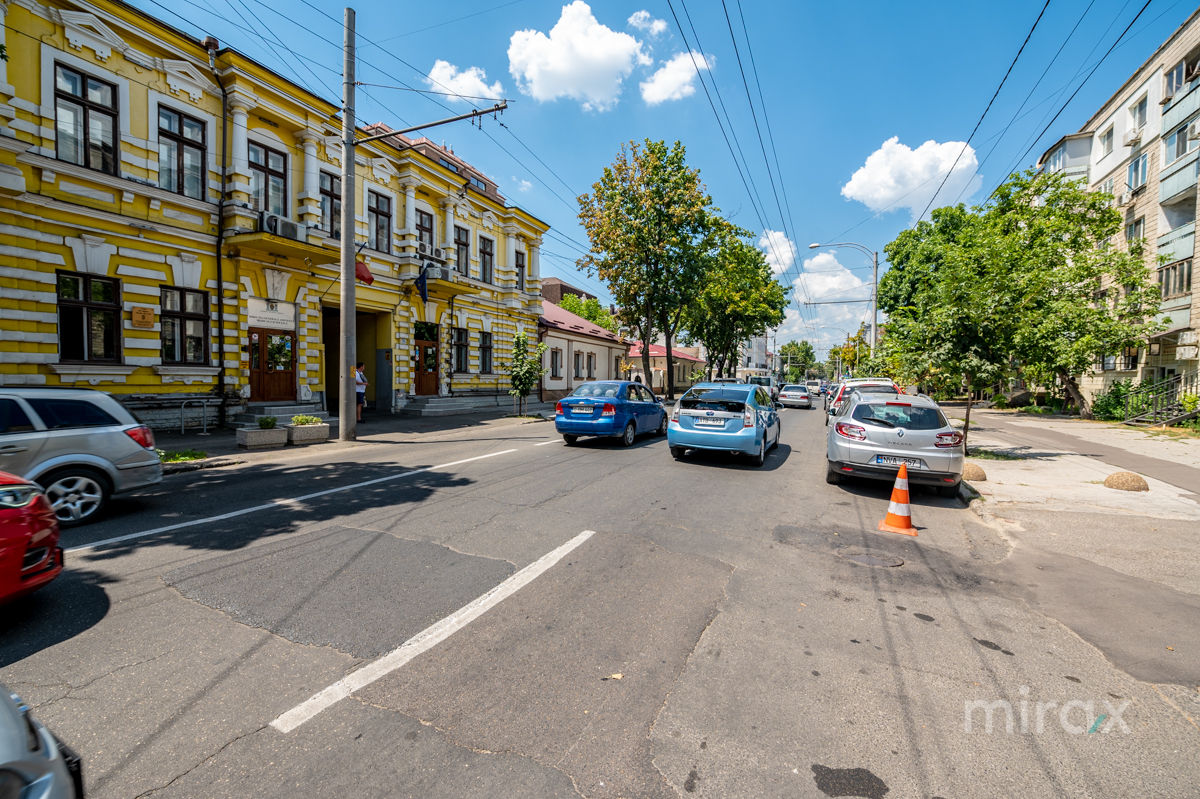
[355,361,367,422]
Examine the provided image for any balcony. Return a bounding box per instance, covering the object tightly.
[1157,221,1195,264]
[1159,148,1199,203]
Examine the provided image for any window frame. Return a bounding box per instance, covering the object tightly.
[515,250,526,291]
[367,190,392,253]
[1127,153,1148,190]
[248,141,288,216]
[452,326,469,373]
[319,171,341,238]
[550,349,562,379]
[480,331,494,374]
[1100,126,1114,157]
[1158,259,1193,299]
[157,105,206,200]
[1166,59,1187,97]
[416,209,434,250]
[1125,216,1145,244]
[54,62,118,176]
[1130,95,1148,129]
[56,271,121,364]
[160,286,210,365]
[586,352,595,379]
[573,351,583,379]
[479,236,494,283]
[454,225,470,274]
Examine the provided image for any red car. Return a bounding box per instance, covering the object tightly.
[0,470,63,603]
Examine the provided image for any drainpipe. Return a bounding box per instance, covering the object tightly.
[206,38,229,427]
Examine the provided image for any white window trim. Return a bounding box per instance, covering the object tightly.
[365,184,399,253]
[40,43,135,156]
[246,128,291,218]
[147,90,218,201]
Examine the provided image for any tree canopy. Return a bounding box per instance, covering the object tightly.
[556,294,619,333]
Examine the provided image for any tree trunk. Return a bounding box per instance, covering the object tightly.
[663,329,675,400]
[1061,372,1092,419]
[963,392,972,452]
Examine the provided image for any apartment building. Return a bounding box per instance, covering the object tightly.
[0,0,547,426]
[1038,8,1200,402]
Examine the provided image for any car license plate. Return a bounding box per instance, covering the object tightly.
[875,455,922,468]
[571,405,590,414]
[695,417,724,426]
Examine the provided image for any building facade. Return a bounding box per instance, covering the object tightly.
[0,0,547,427]
[1038,9,1200,401]
[538,300,626,401]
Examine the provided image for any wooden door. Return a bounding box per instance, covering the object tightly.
[415,337,439,396]
[249,328,296,402]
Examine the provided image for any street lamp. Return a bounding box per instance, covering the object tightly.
[808,241,878,354]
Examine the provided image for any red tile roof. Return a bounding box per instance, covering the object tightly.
[627,343,704,363]
[540,300,625,344]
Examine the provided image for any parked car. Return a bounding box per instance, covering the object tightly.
[709,377,740,384]
[0,388,162,526]
[825,391,963,496]
[667,383,781,466]
[0,682,83,798]
[0,471,62,604]
[745,374,780,401]
[825,380,903,424]
[777,384,812,408]
[555,381,667,446]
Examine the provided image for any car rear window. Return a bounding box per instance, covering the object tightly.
[0,399,36,434]
[782,385,805,392]
[570,382,622,398]
[26,397,119,429]
[851,403,946,430]
[681,387,750,412]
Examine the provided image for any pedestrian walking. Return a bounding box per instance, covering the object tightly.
[355,361,367,422]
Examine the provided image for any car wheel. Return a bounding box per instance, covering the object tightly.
[825,462,841,485]
[40,466,110,527]
[656,413,668,436]
[670,446,686,460]
[621,422,636,447]
[751,436,766,467]
[770,422,780,450]
[562,434,578,445]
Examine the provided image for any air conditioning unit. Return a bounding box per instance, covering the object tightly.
[1116,192,1132,206]
[1124,127,1143,146]
[1188,120,1200,139]
[418,241,429,255]
[424,265,449,282]
[260,212,301,241]
[433,247,445,261]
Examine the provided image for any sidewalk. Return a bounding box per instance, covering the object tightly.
[152,404,555,474]
[944,408,1200,519]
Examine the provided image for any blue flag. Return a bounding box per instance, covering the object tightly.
[415,266,428,302]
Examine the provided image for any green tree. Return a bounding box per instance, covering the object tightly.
[680,228,787,379]
[507,331,547,416]
[778,339,815,382]
[557,293,619,333]
[578,139,719,398]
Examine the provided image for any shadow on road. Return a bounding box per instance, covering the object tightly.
[670,443,792,472]
[0,566,113,667]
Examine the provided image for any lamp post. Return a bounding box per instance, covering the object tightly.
[808,241,878,354]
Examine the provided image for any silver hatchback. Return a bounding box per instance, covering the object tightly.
[825,391,963,496]
[0,388,162,525]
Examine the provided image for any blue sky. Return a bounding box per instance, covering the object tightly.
[135,0,1196,358]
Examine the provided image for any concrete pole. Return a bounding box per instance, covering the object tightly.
[338,7,357,441]
[870,249,878,354]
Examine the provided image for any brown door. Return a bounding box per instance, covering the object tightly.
[415,336,439,396]
[249,328,296,402]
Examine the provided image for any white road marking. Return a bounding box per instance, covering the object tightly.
[270,528,597,733]
[534,440,559,446]
[67,449,519,554]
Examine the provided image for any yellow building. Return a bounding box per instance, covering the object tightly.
[0,0,548,427]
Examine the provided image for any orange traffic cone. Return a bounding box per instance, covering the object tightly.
[878,464,918,536]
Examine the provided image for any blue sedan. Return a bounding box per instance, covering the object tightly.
[667,383,781,466]
[555,381,667,446]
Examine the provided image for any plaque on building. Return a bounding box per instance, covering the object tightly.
[246,297,297,331]
[131,306,155,328]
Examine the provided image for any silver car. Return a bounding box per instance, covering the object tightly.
[0,388,162,525]
[0,684,82,798]
[825,391,963,496]
[777,384,812,408]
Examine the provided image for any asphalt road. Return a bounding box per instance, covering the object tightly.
[2,408,1198,798]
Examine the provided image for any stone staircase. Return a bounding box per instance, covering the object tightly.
[1122,369,1199,427]
[233,402,329,427]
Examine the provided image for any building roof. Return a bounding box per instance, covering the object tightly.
[627,343,704,363]
[540,300,624,345]
[541,277,597,300]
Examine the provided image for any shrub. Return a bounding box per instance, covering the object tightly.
[991,395,1009,410]
[290,414,323,426]
[258,416,277,429]
[156,448,207,462]
[1091,379,1135,421]
[1182,393,1199,415]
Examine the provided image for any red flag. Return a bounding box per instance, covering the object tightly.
[355,259,374,285]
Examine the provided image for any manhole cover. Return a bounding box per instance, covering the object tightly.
[837,549,904,568]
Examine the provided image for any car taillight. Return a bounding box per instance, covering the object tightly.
[125,424,155,449]
[601,403,615,417]
[835,422,867,440]
[670,405,679,422]
[935,431,964,448]
[555,401,563,415]
[743,407,754,427]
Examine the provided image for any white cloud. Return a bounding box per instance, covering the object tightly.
[758,229,796,277]
[425,60,503,102]
[628,10,667,36]
[841,136,982,221]
[770,248,871,358]
[514,178,532,192]
[508,1,650,112]
[640,51,712,105]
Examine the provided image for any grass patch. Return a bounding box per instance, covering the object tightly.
[157,448,207,462]
[966,447,1022,461]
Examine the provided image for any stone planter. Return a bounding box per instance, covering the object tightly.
[286,422,330,445]
[236,427,288,450]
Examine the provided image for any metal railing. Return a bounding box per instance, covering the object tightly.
[1123,368,1199,424]
[180,399,212,435]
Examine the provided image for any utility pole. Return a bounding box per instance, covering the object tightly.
[870,249,878,354]
[336,6,507,441]
[338,7,357,442]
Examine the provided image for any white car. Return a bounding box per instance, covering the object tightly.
[777,384,812,408]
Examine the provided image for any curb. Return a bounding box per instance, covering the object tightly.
[162,457,245,475]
